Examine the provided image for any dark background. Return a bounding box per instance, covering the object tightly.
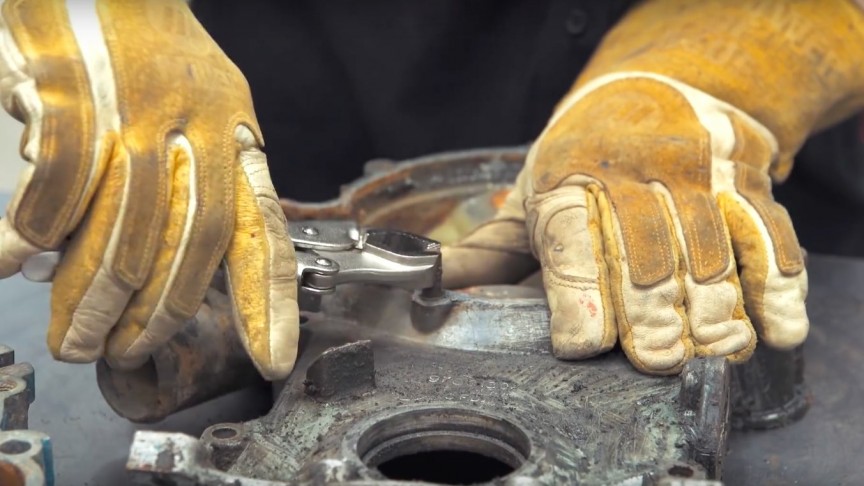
[4,2,864,483]
[194,0,864,257]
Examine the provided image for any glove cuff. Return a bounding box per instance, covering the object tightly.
[547,71,778,177]
[574,0,864,181]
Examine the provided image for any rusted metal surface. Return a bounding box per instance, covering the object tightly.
[328,285,554,355]
[0,346,34,431]
[0,345,52,486]
[679,358,730,478]
[122,146,825,484]
[303,341,376,400]
[98,148,527,426]
[0,252,859,484]
[280,147,526,239]
[95,296,266,423]
[128,309,725,485]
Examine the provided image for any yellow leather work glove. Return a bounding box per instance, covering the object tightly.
[445,0,864,374]
[0,0,298,380]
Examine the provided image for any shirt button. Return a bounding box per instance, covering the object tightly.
[565,8,589,36]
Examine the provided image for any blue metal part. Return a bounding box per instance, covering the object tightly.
[0,344,53,486]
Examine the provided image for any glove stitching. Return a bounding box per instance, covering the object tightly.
[107,24,165,285]
[535,197,604,285]
[246,166,269,177]
[749,197,798,274]
[692,136,711,277]
[7,2,95,248]
[167,129,221,316]
[211,116,241,291]
[179,113,255,314]
[620,191,669,285]
[147,119,176,277]
[692,191,725,281]
[544,271,600,289]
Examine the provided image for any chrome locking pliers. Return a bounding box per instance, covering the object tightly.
[21,220,444,310]
[288,220,442,299]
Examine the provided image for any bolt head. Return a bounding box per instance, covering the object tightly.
[302,226,319,236]
[315,258,332,267]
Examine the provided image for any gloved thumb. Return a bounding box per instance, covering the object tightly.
[442,169,537,289]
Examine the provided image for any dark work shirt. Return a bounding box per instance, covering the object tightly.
[193,1,864,256]
[193,0,633,200]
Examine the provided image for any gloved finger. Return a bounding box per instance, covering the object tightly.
[105,110,242,368]
[442,242,537,289]
[600,184,692,375]
[47,137,135,362]
[0,1,110,273]
[442,168,537,289]
[719,188,808,350]
[0,181,43,279]
[526,183,616,359]
[655,185,756,361]
[224,126,299,381]
[441,216,537,289]
[103,136,197,370]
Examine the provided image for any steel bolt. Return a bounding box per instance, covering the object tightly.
[348,227,361,242]
[302,226,319,236]
[315,258,333,267]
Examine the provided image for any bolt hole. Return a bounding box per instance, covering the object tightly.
[668,465,694,478]
[358,408,529,485]
[0,440,31,455]
[211,427,238,440]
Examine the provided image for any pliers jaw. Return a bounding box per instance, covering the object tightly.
[289,220,442,308]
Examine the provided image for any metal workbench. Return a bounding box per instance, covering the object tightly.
[0,240,862,483]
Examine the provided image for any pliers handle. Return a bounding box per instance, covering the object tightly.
[21,220,443,307]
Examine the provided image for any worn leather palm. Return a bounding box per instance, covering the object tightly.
[0,0,298,379]
[445,0,864,374]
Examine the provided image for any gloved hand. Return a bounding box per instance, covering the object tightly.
[0,0,298,379]
[444,0,864,374]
